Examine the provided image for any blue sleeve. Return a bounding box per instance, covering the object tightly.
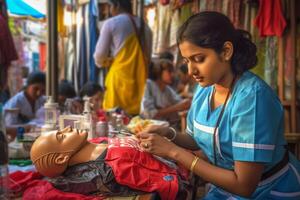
[186,86,204,136]
[230,87,283,163]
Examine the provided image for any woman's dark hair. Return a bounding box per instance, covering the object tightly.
[59,80,76,98]
[79,82,104,98]
[108,0,132,14]
[149,59,174,81]
[26,71,46,87]
[177,11,257,75]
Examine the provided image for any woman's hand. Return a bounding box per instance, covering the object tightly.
[138,132,179,158]
[137,124,170,137]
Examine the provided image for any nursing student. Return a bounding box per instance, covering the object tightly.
[138,12,300,199]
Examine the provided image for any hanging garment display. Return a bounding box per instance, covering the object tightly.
[254,0,287,37]
[0,13,18,89]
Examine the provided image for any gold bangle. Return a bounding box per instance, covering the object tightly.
[190,156,200,173]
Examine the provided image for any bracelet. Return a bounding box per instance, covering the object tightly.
[190,156,200,173]
[168,127,177,141]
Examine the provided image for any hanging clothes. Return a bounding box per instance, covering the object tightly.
[254,0,287,37]
[264,37,278,90]
[169,3,193,47]
[88,0,99,82]
[76,4,90,90]
[0,13,18,89]
[152,3,172,54]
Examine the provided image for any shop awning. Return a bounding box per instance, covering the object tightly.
[6,0,46,18]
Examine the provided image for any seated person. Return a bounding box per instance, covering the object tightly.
[30,127,187,199]
[4,71,46,126]
[57,80,77,110]
[159,51,174,63]
[176,64,197,98]
[79,82,105,119]
[34,80,80,123]
[140,59,191,124]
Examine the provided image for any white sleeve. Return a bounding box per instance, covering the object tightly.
[93,20,112,67]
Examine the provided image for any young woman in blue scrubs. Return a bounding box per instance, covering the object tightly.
[138,12,300,199]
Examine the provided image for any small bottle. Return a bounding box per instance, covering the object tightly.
[17,127,25,142]
[0,103,9,199]
[116,114,124,131]
[96,119,108,137]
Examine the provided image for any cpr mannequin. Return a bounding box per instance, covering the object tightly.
[30,126,105,177]
[30,127,186,199]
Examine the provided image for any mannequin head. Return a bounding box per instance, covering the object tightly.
[30,127,88,177]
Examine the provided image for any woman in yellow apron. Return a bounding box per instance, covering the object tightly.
[94,0,152,115]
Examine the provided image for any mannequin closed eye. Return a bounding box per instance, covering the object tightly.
[56,132,65,141]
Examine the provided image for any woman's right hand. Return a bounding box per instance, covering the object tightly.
[137,124,170,138]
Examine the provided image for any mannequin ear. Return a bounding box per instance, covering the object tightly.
[55,154,70,165]
[222,41,234,61]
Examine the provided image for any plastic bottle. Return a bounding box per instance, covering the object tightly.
[96,117,108,137]
[0,103,9,199]
[116,114,124,131]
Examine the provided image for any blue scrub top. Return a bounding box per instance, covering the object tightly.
[187,71,300,200]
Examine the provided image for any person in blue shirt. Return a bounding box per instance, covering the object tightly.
[138,11,300,199]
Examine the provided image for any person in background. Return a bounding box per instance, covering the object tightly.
[93,0,152,115]
[79,82,105,120]
[4,71,46,126]
[176,63,197,98]
[34,80,79,124]
[140,59,191,125]
[57,80,77,108]
[158,51,174,63]
[80,82,104,111]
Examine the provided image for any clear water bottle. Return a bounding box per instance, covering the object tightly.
[0,103,9,199]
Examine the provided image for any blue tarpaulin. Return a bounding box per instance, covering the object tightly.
[6,0,46,18]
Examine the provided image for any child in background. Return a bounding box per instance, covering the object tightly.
[140,59,191,125]
[79,82,105,121]
[176,64,197,98]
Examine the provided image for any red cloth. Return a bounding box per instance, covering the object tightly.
[106,138,179,200]
[39,43,47,71]
[9,171,104,200]
[159,0,170,5]
[254,0,286,37]
[0,13,18,87]
[0,13,18,66]
[23,180,103,200]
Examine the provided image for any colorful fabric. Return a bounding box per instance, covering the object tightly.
[0,13,18,88]
[102,33,147,115]
[187,71,300,199]
[254,0,287,37]
[106,137,180,200]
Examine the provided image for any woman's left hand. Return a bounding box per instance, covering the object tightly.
[139,132,178,158]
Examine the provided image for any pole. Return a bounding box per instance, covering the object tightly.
[46,0,58,101]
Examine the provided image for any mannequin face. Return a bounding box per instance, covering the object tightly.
[30,127,88,177]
